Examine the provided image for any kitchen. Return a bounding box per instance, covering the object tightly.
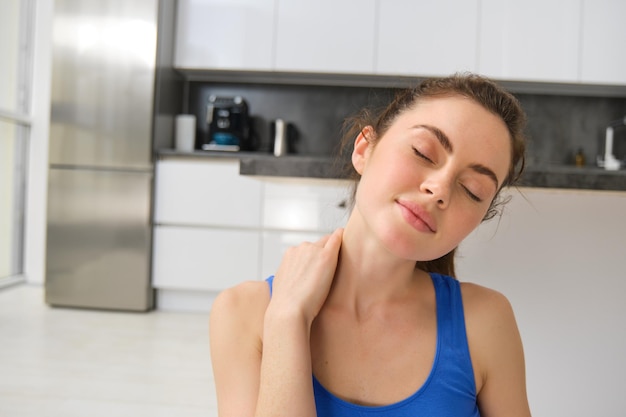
[2,0,626,416]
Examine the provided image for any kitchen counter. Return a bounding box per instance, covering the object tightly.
[157,150,626,191]
[520,164,626,191]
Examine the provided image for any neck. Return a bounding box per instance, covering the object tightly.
[324,216,428,317]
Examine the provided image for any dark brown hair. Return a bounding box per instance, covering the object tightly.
[337,73,527,277]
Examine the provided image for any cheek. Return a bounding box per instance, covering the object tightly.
[365,150,416,192]
[353,173,381,214]
[448,205,486,240]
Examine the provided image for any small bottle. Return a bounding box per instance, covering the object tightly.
[575,148,586,167]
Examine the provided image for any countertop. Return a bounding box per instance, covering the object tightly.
[157,150,626,192]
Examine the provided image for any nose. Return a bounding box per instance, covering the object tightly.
[420,174,451,208]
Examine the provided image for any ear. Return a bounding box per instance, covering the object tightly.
[352,126,374,175]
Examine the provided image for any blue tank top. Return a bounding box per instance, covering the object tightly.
[266,273,480,417]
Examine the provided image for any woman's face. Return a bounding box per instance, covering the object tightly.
[351,95,512,262]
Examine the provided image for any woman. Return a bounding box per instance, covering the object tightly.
[210,73,532,417]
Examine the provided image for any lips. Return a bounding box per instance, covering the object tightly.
[396,199,437,233]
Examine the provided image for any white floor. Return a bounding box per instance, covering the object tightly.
[0,284,217,417]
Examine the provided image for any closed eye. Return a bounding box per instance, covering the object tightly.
[412,146,433,163]
[461,185,482,202]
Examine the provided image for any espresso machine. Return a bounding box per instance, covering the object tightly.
[201,95,254,151]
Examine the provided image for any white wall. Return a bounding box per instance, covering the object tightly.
[458,187,626,417]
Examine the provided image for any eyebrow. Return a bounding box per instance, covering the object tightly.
[413,124,501,190]
[414,124,453,153]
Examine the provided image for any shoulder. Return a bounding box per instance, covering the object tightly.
[210,280,270,351]
[459,281,520,350]
[459,281,516,321]
[211,280,270,330]
[212,279,271,310]
[459,281,527,397]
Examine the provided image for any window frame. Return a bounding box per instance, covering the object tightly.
[0,0,35,287]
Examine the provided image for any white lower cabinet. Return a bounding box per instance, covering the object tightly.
[152,226,260,291]
[259,179,351,283]
[262,178,351,232]
[152,159,352,311]
[154,158,262,228]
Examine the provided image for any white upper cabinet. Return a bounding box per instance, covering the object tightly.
[376,0,479,76]
[274,0,376,73]
[479,0,581,83]
[580,0,626,85]
[173,0,626,86]
[174,0,275,70]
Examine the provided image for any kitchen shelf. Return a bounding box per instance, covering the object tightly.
[175,68,626,98]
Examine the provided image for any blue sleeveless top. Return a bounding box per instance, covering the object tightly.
[266,273,480,417]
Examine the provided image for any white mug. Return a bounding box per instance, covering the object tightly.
[175,114,196,152]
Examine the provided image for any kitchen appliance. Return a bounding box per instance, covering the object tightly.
[201,95,254,151]
[45,0,180,311]
[269,119,298,156]
[272,119,287,156]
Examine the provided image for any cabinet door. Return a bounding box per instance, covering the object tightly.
[479,0,581,83]
[274,0,376,74]
[154,158,263,228]
[152,226,261,291]
[580,0,626,85]
[376,0,479,76]
[262,178,352,232]
[260,230,326,280]
[174,0,275,70]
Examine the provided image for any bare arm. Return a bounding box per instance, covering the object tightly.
[210,229,343,417]
[255,303,317,416]
[463,283,532,417]
[210,281,318,417]
[210,282,265,417]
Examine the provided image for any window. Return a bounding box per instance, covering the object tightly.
[0,0,34,286]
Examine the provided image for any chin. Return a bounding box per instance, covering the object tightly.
[379,232,445,263]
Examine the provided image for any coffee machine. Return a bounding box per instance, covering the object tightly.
[201,95,254,151]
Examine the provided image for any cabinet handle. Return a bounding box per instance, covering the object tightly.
[337,200,347,209]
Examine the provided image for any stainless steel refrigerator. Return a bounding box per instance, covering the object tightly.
[45,0,180,311]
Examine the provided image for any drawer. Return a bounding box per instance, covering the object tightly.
[154,158,263,228]
[259,230,326,280]
[152,226,261,291]
[262,178,352,232]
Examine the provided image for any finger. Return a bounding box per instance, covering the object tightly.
[315,233,333,247]
[324,228,344,250]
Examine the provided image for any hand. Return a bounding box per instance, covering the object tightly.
[269,228,344,325]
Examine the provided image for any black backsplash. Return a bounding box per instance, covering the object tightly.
[189,82,626,167]
[517,94,626,166]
